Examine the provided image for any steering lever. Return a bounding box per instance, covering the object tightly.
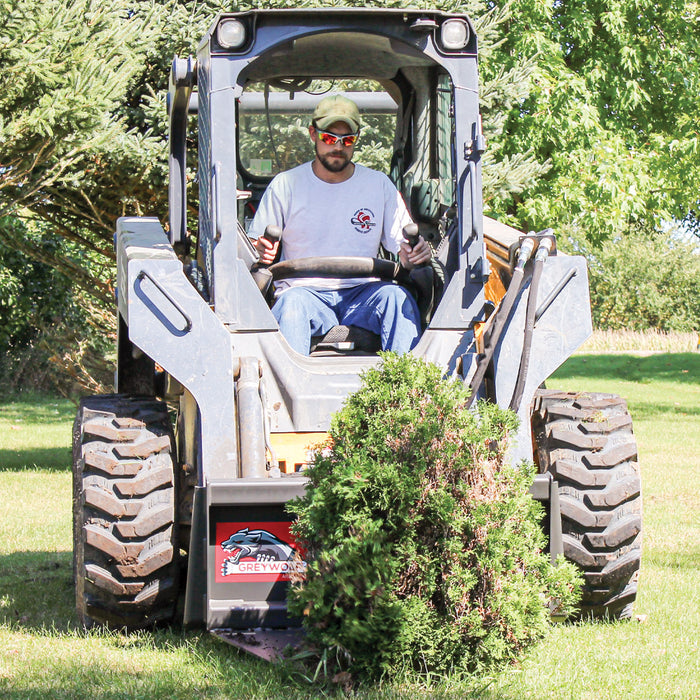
[403,223,420,249]
[260,225,282,266]
[251,224,282,293]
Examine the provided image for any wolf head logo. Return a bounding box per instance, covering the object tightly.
[221,527,294,564]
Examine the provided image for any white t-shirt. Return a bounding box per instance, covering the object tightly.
[248,162,412,292]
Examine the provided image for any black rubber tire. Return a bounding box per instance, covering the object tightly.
[72,395,179,629]
[532,389,642,620]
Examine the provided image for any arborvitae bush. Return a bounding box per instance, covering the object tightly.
[288,354,581,684]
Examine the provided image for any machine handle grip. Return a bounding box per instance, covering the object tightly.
[402,222,430,269]
[263,224,282,243]
[255,225,282,269]
[403,223,419,248]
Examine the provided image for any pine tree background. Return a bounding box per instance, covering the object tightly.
[0,0,698,391]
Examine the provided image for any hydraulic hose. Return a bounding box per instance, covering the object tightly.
[466,236,536,408]
[508,237,553,412]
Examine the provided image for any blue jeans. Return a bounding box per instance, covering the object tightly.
[272,282,421,356]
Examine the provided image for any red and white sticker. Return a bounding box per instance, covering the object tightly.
[215,521,306,583]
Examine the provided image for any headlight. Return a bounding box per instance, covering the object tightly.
[440,19,469,51]
[217,19,247,50]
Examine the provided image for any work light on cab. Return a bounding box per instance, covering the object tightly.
[217,19,247,50]
[440,19,469,50]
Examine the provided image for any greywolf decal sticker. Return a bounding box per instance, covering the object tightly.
[216,522,306,582]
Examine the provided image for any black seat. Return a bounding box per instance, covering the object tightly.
[310,325,381,354]
[306,259,446,356]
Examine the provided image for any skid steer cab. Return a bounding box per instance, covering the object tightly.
[72,8,641,656]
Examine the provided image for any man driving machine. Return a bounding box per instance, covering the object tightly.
[249,94,431,356]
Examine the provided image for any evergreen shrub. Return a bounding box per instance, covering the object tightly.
[0,218,113,396]
[288,354,581,683]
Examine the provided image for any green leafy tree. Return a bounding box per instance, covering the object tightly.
[582,228,700,331]
[0,217,112,395]
[487,0,700,243]
[0,0,227,296]
[0,0,218,391]
[0,0,158,296]
[0,219,70,347]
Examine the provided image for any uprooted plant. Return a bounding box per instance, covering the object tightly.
[288,353,581,687]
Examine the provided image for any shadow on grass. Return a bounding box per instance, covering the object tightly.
[621,402,700,420]
[0,551,75,631]
[0,633,316,700]
[0,447,72,472]
[0,550,327,699]
[553,352,700,385]
[0,549,292,656]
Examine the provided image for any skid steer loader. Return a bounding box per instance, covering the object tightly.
[72,8,642,658]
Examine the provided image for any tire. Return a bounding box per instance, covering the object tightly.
[72,395,179,629]
[532,389,642,619]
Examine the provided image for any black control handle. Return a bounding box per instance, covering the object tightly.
[263,224,282,244]
[254,224,282,273]
[403,223,419,248]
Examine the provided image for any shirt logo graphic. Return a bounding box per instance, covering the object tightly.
[351,208,376,234]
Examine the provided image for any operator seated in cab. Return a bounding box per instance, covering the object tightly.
[248,95,431,356]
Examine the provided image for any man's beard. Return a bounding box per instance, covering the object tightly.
[316,147,352,173]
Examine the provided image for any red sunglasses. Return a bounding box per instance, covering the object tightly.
[316,129,359,147]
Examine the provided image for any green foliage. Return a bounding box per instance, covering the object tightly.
[288,354,581,684]
[487,0,700,242]
[575,228,700,332]
[0,0,220,390]
[0,0,162,209]
[0,0,223,297]
[0,217,113,395]
[0,218,71,349]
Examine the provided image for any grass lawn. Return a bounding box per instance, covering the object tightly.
[487,352,700,699]
[0,352,698,699]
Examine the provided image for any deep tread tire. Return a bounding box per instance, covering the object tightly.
[532,389,642,619]
[72,395,179,629]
